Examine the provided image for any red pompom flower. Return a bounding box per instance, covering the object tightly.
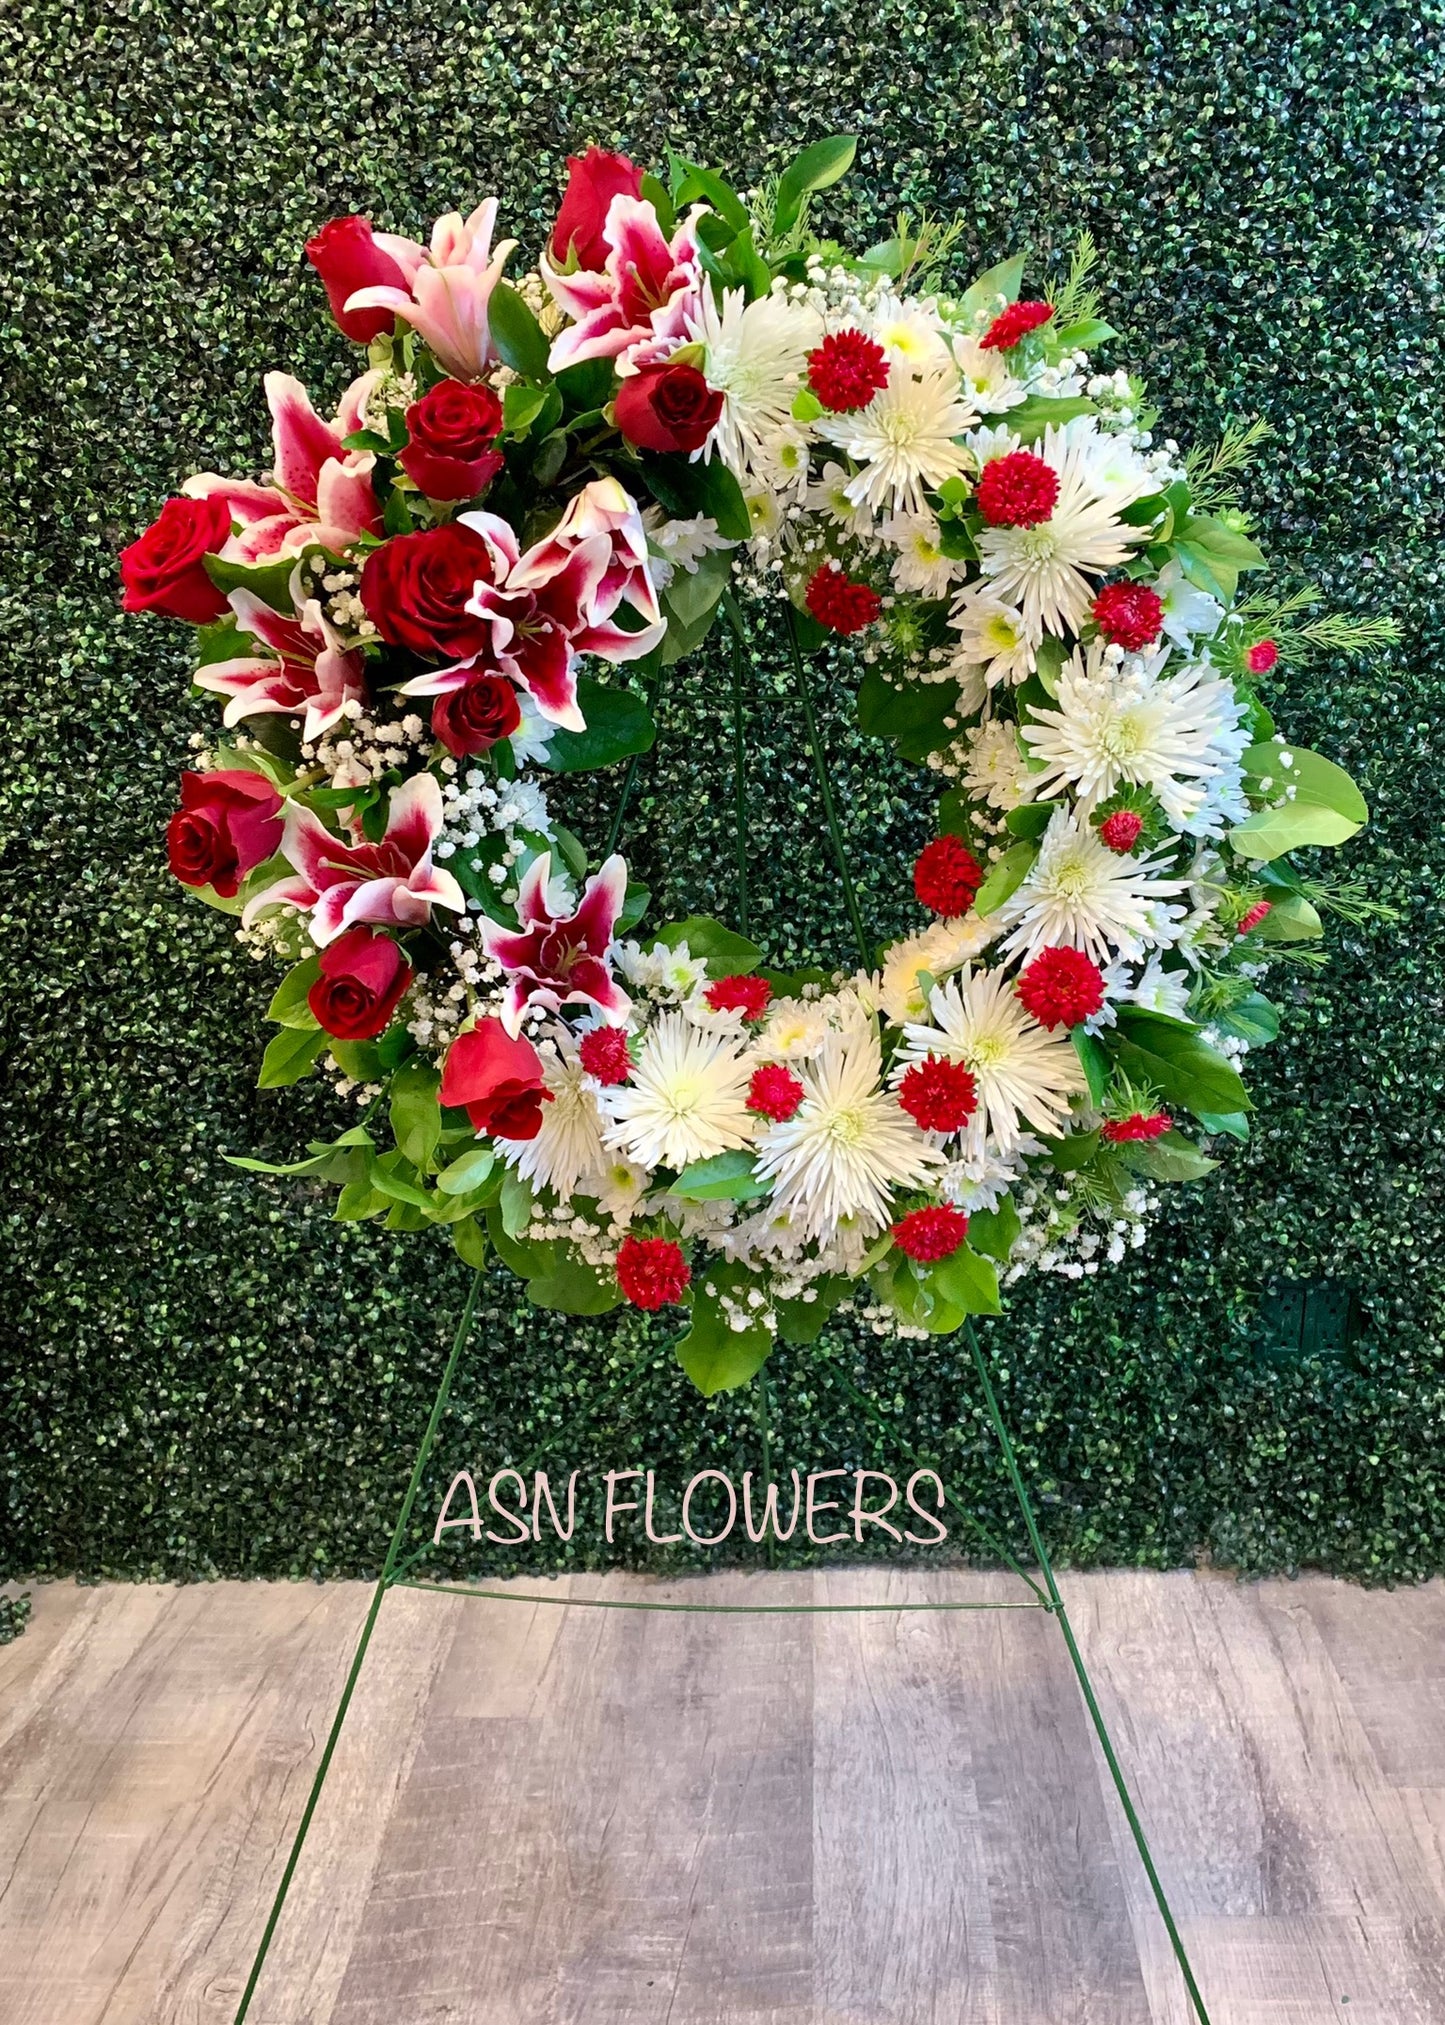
[747,1063,805,1123]
[578,1025,633,1085]
[1092,581,1164,652]
[979,300,1055,352]
[892,1204,970,1262]
[1102,1111,1172,1143]
[898,1055,979,1134]
[1246,639,1279,674]
[975,451,1060,529]
[616,1234,691,1311]
[807,328,890,412]
[913,834,984,916]
[704,974,773,1020]
[1016,946,1106,1030]
[805,562,882,635]
[1098,809,1144,854]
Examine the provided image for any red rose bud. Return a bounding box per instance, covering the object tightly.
[615,1234,690,1311]
[1246,638,1279,674]
[165,769,283,897]
[305,215,415,344]
[431,672,522,758]
[307,927,412,1040]
[359,522,502,663]
[613,361,722,454]
[400,380,506,501]
[975,451,1060,529]
[979,300,1055,352]
[440,1019,552,1140]
[120,495,232,624]
[551,146,644,271]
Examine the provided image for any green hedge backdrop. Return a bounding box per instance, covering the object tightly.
[3,0,1442,1589]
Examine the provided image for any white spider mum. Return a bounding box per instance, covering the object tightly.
[998,809,1188,965]
[960,717,1033,811]
[884,510,959,596]
[975,421,1151,637]
[877,914,1002,1024]
[691,285,821,479]
[601,1012,755,1173]
[951,592,1037,687]
[503,1047,609,1203]
[805,459,877,539]
[1020,639,1248,829]
[1152,557,1225,649]
[900,969,1086,1156]
[1129,957,1193,1020]
[951,334,1027,414]
[819,364,976,517]
[866,293,954,371]
[753,1014,943,1240]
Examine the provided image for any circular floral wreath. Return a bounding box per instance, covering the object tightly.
[123,138,1390,1396]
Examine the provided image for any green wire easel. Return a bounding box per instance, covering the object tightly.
[232,600,1215,2025]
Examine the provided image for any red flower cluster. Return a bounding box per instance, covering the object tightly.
[975,451,1059,529]
[1246,638,1279,674]
[1016,946,1106,1030]
[1098,809,1144,854]
[578,1025,633,1085]
[308,926,412,1040]
[898,1054,978,1134]
[979,300,1055,352]
[1092,581,1164,652]
[807,328,890,412]
[1102,1111,1172,1143]
[892,1204,970,1262]
[704,974,772,1020]
[616,1234,691,1311]
[1237,900,1273,936]
[913,834,984,916]
[805,562,883,635]
[747,1062,805,1123]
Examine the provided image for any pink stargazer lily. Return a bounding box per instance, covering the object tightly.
[542,195,704,372]
[195,587,368,742]
[247,773,465,947]
[344,200,518,383]
[184,373,383,562]
[400,480,665,734]
[481,851,631,1035]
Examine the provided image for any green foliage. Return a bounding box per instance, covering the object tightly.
[2,0,1441,1592]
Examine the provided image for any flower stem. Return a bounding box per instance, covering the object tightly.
[781,602,872,970]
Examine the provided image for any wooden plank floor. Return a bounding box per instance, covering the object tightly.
[2,1569,1443,2022]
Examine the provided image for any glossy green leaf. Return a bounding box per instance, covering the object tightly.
[655,915,764,977]
[774,133,857,237]
[257,1024,328,1088]
[972,839,1039,917]
[672,1150,771,1201]
[543,678,656,773]
[266,955,322,1029]
[487,280,551,379]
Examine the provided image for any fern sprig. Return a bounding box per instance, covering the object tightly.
[1184,416,1272,509]
[1046,230,1101,328]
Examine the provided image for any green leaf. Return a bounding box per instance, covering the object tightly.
[966,1195,1021,1263]
[929,1244,1002,1316]
[1241,739,1367,823]
[1112,1012,1251,1121]
[1211,992,1280,1047]
[672,158,751,233]
[265,955,322,1029]
[486,280,551,379]
[1073,1027,1111,1106]
[675,1262,774,1396]
[1004,801,1057,839]
[1046,1127,1101,1173]
[958,252,1027,326]
[791,386,824,422]
[655,915,764,978]
[857,667,960,747]
[972,839,1039,917]
[672,1150,771,1201]
[499,1167,535,1239]
[389,1057,442,1170]
[1005,395,1098,443]
[551,822,588,881]
[335,1177,390,1221]
[1054,317,1117,349]
[637,173,675,237]
[436,1146,496,1196]
[555,355,616,415]
[642,452,751,542]
[1228,802,1361,860]
[202,551,297,614]
[452,1216,489,1269]
[366,1150,433,1210]
[1253,892,1324,941]
[774,133,856,237]
[257,1025,328,1088]
[502,382,549,436]
[773,1276,848,1344]
[527,1254,622,1316]
[1112,1129,1218,1183]
[194,616,246,668]
[543,678,656,773]
[616,881,650,934]
[1196,1111,1250,1142]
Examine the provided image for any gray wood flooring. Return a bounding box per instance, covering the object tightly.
[1,1569,1443,2022]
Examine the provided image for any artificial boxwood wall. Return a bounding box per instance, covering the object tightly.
[2,0,1442,1587]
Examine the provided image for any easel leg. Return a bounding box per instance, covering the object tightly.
[232,1267,484,2024]
[964,1319,1215,2025]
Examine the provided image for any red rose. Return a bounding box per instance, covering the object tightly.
[120,496,232,624]
[359,523,501,662]
[400,381,506,501]
[431,672,522,757]
[165,769,284,897]
[305,215,415,344]
[613,362,722,454]
[440,1019,552,1140]
[306,926,412,1040]
[550,146,644,270]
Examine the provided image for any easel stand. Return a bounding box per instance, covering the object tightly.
[231,602,1215,2022]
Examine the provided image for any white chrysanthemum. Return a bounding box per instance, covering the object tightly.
[507,689,557,766]
[877,914,1001,1025]
[961,717,1032,811]
[1129,957,1193,1020]
[975,422,1151,637]
[883,510,959,597]
[938,1141,1029,1214]
[805,459,877,539]
[1020,640,1248,829]
[753,1014,944,1240]
[692,285,821,479]
[900,969,1086,1156]
[951,592,1036,687]
[596,1155,648,1220]
[998,809,1188,965]
[601,1012,755,1172]
[503,1048,608,1203]
[615,939,709,1001]
[756,996,831,1060]
[819,364,976,517]
[642,508,735,589]
[865,294,953,371]
[1152,558,1225,649]
[757,424,812,501]
[951,334,1027,414]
